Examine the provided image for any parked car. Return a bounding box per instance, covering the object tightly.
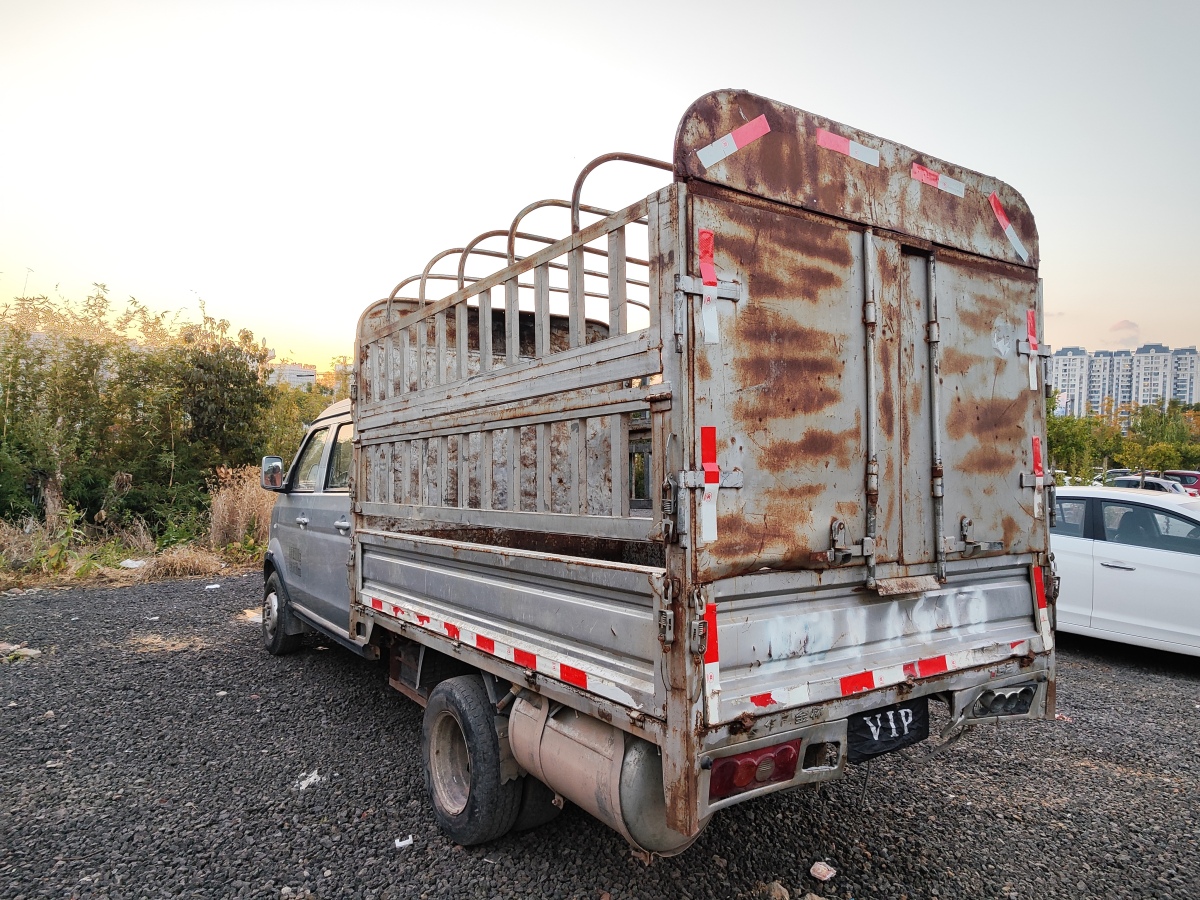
[1159,470,1200,496]
[1109,475,1189,494]
[1051,486,1200,656]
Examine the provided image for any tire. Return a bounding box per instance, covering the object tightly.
[422,675,521,845]
[262,572,302,656]
[511,774,563,833]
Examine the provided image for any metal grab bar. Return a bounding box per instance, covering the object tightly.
[570,153,672,233]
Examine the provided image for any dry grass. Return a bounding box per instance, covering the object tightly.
[0,518,41,571]
[136,545,225,581]
[209,465,275,550]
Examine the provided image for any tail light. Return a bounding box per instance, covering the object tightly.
[708,739,801,802]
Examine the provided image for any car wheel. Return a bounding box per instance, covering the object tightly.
[422,675,521,845]
[263,572,302,656]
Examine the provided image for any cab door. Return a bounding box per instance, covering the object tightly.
[276,424,331,611]
[303,419,354,632]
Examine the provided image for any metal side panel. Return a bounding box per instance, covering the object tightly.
[355,530,665,714]
[707,560,1045,723]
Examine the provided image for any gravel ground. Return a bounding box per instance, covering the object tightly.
[1,576,1197,900]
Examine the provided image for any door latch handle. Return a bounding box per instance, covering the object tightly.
[295,516,309,528]
[334,518,351,533]
[1100,561,1135,571]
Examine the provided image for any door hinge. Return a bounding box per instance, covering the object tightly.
[677,469,744,489]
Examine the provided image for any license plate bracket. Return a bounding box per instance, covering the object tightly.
[847,696,930,763]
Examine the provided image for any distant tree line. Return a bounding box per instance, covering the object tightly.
[1046,394,1200,483]
[0,287,346,543]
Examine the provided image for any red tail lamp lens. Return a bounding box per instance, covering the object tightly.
[709,739,802,802]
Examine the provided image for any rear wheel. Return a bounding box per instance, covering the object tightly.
[422,675,521,845]
[262,572,301,656]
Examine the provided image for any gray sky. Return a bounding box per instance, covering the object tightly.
[1,0,1196,367]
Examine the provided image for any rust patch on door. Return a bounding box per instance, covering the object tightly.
[759,421,860,472]
[730,305,842,424]
[961,446,1016,475]
[878,339,895,439]
[711,488,819,571]
[709,201,853,302]
[941,347,981,378]
[1001,515,1022,548]
[946,395,1030,445]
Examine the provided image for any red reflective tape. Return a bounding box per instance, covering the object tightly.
[816,128,851,155]
[988,191,1012,230]
[703,602,720,665]
[903,661,919,679]
[443,622,460,640]
[559,664,588,688]
[415,614,430,626]
[701,426,717,464]
[475,634,495,654]
[1032,436,1044,477]
[911,162,941,188]
[370,597,383,610]
[698,229,717,286]
[1011,640,1025,649]
[919,656,949,677]
[731,114,771,149]
[1027,309,1039,351]
[750,692,777,708]
[1032,565,1048,610]
[840,671,875,696]
[514,648,537,669]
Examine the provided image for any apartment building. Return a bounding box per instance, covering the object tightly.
[1052,343,1198,417]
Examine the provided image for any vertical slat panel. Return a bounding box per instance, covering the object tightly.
[435,311,447,385]
[384,442,393,504]
[416,318,427,392]
[481,430,493,510]
[398,440,409,504]
[568,246,585,348]
[610,413,628,518]
[479,288,492,373]
[416,438,426,506]
[534,264,550,358]
[436,435,447,507]
[456,301,468,381]
[457,433,468,507]
[608,228,627,337]
[398,327,409,395]
[383,335,393,400]
[507,426,518,511]
[569,418,586,515]
[536,422,549,512]
[506,275,519,366]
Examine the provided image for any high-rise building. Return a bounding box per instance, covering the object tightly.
[1050,347,1087,416]
[1053,343,1197,418]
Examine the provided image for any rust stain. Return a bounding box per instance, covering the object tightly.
[760,423,860,472]
[835,500,861,520]
[961,446,1015,475]
[955,291,1010,336]
[711,487,819,570]
[878,338,895,439]
[730,304,843,423]
[695,351,713,382]
[1002,515,1022,548]
[703,197,853,301]
[946,395,1030,445]
[941,347,981,378]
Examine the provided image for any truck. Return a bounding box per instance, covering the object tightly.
[259,89,1056,859]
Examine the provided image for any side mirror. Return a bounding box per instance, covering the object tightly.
[261,456,285,491]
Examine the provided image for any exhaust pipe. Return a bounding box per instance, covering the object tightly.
[508,692,706,857]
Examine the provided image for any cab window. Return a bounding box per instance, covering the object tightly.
[1051,498,1087,538]
[292,426,330,492]
[1101,501,1200,555]
[325,423,354,492]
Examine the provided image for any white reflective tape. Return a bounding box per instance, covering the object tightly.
[848,141,880,166]
[872,664,907,687]
[1004,223,1029,262]
[702,285,719,344]
[701,486,718,543]
[1029,357,1038,391]
[704,660,721,725]
[697,134,738,169]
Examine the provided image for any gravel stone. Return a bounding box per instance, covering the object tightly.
[1,577,1197,898]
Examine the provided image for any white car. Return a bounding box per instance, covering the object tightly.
[1051,486,1200,657]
